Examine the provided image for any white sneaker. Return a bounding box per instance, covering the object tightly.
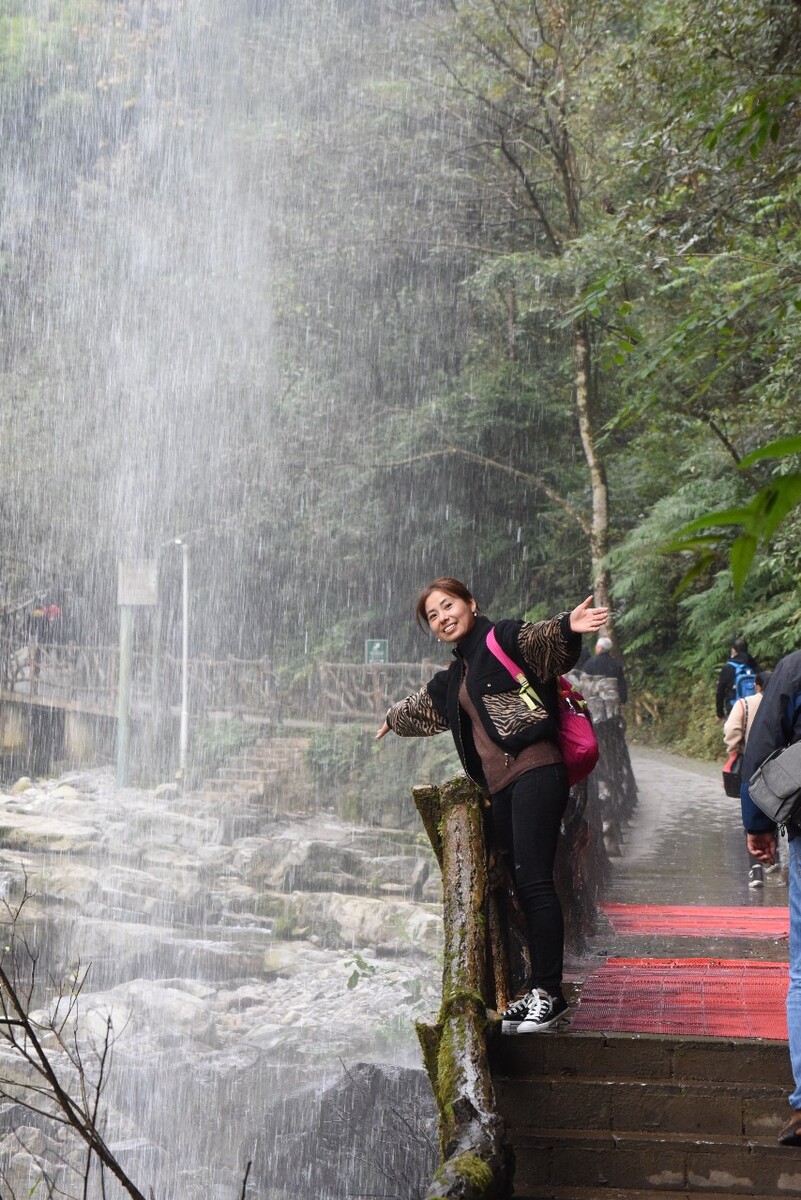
[748,864,764,889]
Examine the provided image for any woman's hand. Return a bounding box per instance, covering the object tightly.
[569,595,609,634]
[375,721,390,741]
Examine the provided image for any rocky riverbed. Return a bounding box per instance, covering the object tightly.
[0,767,443,1200]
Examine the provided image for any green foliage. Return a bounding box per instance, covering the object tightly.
[344,952,377,990]
[3,0,801,757]
[306,726,461,825]
[191,719,261,778]
[669,439,801,594]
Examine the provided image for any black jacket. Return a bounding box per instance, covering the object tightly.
[742,649,801,837]
[581,649,628,704]
[716,652,760,719]
[387,613,581,787]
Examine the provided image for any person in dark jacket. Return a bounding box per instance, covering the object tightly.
[716,636,760,719]
[375,577,608,1034]
[741,650,801,1146]
[581,635,628,704]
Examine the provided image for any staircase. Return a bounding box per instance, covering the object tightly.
[490,1029,799,1199]
[196,735,311,832]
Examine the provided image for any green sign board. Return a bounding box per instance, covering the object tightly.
[365,639,389,664]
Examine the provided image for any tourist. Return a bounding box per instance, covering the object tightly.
[375,577,608,1033]
[580,634,628,705]
[724,669,774,888]
[741,651,801,1145]
[716,636,760,720]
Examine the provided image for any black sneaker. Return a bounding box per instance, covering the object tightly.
[517,989,569,1034]
[500,991,536,1034]
[749,864,764,889]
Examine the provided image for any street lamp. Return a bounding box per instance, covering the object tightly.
[174,539,190,778]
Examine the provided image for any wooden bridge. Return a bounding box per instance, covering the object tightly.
[0,596,438,725]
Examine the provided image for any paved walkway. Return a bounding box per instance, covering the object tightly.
[568,745,791,1039]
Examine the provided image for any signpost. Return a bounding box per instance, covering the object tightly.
[365,639,389,665]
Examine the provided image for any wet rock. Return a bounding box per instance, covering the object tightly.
[261,1061,438,1200]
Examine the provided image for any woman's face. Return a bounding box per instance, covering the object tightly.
[425,589,476,643]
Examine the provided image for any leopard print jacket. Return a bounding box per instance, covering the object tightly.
[386,614,580,761]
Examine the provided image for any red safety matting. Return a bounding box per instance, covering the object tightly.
[571,957,788,1039]
[600,903,789,939]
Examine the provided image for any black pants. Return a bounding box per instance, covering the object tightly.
[491,762,569,997]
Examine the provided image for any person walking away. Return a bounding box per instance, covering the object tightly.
[580,635,628,705]
[724,670,773,888]
[717,636,760,720]
[375,577,608,1034]
[741,651,801,1146]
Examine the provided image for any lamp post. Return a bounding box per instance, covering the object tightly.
[174,538,190,779]
[116,559,158,787]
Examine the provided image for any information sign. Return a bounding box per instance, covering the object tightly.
[117,560,158,607]
[365,638,389,664]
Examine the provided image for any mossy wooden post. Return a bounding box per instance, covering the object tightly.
[413,778,511,1200]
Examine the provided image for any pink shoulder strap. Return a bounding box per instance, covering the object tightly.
[486,626,528,684]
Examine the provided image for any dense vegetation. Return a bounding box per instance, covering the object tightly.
[1,0,800,753]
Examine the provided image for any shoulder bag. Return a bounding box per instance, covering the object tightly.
[748,740,801,828]
[485,627,599,786]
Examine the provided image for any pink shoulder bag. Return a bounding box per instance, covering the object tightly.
[485,627,599,786]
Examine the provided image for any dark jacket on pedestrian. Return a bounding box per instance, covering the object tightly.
[741,649,801,838]
[716,651,760,719]
[385,613,581,789]
[581,648,628,704]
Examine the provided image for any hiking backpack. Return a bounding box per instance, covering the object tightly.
[728,659,757,706]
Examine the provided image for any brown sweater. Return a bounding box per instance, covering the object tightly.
[459,675,562,794]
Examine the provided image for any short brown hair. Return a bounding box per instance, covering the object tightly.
[414,577,476,632]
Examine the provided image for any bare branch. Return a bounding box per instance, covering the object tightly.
[384,445,591,535]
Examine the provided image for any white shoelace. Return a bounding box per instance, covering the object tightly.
[503,990,536,1019]
[522,990,553,1023]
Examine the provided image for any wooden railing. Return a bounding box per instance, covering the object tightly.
[0,638,434,724]
[1,643,120,710]
[314,660,443,720]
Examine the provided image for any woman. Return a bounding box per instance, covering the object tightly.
[376,577,608,1033]
[724,669,774,888]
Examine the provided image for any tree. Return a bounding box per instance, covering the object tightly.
[0,886,147,1200]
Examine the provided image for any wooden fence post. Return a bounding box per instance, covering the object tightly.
[413,777,512,1200]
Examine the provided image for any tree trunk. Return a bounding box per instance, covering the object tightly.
[573,315,613,629]
[413,777,512,1200]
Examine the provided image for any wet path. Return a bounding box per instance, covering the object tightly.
[569,745,791,1036]
[607,747,786,910]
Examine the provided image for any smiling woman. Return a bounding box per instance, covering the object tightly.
[418,576,478,642]
[375,576,608,1036]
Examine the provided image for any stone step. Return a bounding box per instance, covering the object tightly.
[201,775,262,789]
[497,1075,786,1138]
[215,765,279,781]
[490,1031,797,1198]
[511,1128,801,1196]
[513,1189,793,1200]
[490,1030,792,1087]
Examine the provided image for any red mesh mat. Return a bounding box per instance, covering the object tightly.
[600,903,789,939]
[571,957,788,1039]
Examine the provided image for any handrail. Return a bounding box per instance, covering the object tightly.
[414,777,511,1200]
